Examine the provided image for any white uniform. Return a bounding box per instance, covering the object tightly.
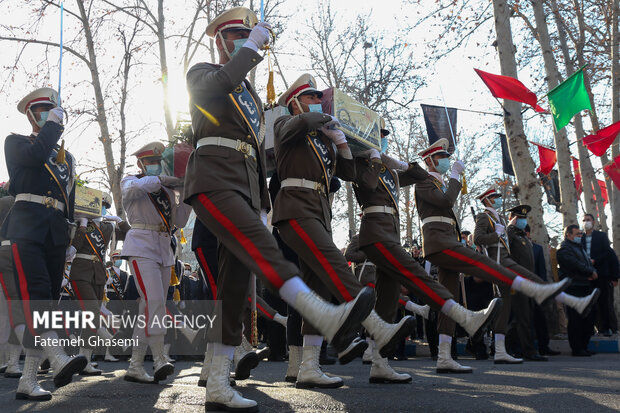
[121,175,191,339]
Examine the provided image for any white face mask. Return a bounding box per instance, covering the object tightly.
[583,221,593,231]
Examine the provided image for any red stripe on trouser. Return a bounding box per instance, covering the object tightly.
[70,281,96,333]
[367,282,375,288]
[374,242,446,306]
[440,248,514,285]
[247,296,274,319]
[288,219,353,302]
[196,247,217,299]
[132,260,150,337]
[12,243,35,336]
[197,194,285,289]
[399,299,407,307]
[0,272,15,327]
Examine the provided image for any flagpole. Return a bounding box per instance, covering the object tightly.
[58,0,64,106]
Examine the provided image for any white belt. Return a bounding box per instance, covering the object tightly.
[363,206,396,215]
[131,223,169,233]
[281,178,325,193]
[422,216,456,226]
[1,240,10,247]
[197,137,256,159]
[75,253,101,262]
[15,193,64,211]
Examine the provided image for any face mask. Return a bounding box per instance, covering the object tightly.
[381,137,388,153]
[101,206,107,216]
[461,239,467,245]
[66,265,71,272]
[145,164,162,176]
[515,218,527,230]
[230,38,246,57]
[114,260,122,267]
[435,158,450,174]
[492,198,503,210]
[583,221,593,231]
[36,111,49,128]
[307,104,323,113]
[184,270,191,276]
[573,236,582,244]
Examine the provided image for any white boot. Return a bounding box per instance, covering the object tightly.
[296,345,343,389]
[233,335,258,381]
[205,354,258,412]
[291,286,375,354]
[369,346,412,384]
[124,343,154,384]
[362,338,374,365]
[150,337,174,383]
[436,341,472,373]
[15,349,51,401]
[180,326,198,345]
[0,342,8,373]
[405,301,431,320]
[274,313,288,327]
[512,277,571,305]
[494,339,523,365]
[336,336,367,364]
[285,345,302,383]
[78,348,102,375]
[104,348,119,362]
[361,311,414,358]
[163,343,174,363]
[4,343,22,378]
[444,298,502,341]
[40,331,87,388]
[198,344,213,387]
[556,289,600,316]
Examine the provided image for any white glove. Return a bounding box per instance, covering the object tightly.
[159,175,184,188]
[450,159,465,180]
[495,223,505,236]
[323,115,341,129]
[274,313,288,327]
[78,218,88,227]
[360,149,381,160]
[66,245,76,261]
[260,209,268,226]
[47,107,65,124]
[61,277,69,288]
[244,21,272,51]
[104,215,123,223]
[381,154,409,171]
[320,127,347,145]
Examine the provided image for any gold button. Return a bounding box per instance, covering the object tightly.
[252,58,257,62]
[47,191,52,195]
[247,135,251,139]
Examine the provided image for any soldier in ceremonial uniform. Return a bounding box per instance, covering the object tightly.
[3,88,87,400]
[415,138,571,373]
[351,138,500,381]
[121,141,191,384]
[70,194,130,374]
[185,8,375,412]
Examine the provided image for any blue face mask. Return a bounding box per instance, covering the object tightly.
[573,236,582,244]
[461,239,467,245]
[230,38,246,57]
[114,259,122,267]
[36,111,49,128]
[435,158,450,174]
[492,198,503,210]
[381,137,388,153]
[145,164,162,176]
[307,104,323,113]
[515,218,527,230]
[101,206,107,216]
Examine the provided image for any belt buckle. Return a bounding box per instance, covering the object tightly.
[43,197,55,209]
[237,141,251,155]
[159,223,167,232]
[92,255,100,262]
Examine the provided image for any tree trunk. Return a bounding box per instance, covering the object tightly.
[530,0,577,228]
[76,0,122,216]
[345,182,356,241]
[611,0,620,256]
[403,186,412,243]
[157,0,175,141]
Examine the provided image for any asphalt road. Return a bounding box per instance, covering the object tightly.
[1,353,620,413]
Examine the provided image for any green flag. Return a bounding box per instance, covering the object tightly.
[547,66,592,130]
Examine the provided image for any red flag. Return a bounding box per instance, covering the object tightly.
[475,69,546,113]
[596,180,609,206]
[533,143,557,175]
[582,120,620,156]
[572,157,582,194]
[604,155,620,191]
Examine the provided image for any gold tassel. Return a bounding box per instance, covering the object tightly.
[266,51,276,106]
[461,175,468,194]
[103,292,109,303]
[55,139,66,164]
[170,266,180,286]
[251,310,258,347]
[180,229,187,245]
[173,288,180,302]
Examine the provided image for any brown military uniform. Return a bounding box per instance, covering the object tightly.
[272,113,360,335]
[185,47,297,345]
[344,234,377,287]
[415,175,519,336]
[69,219,129,348]
[0,195,25,342]
[353,158,453,323]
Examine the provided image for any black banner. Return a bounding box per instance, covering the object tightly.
[499,133,515,176]
[420,104,457,153]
